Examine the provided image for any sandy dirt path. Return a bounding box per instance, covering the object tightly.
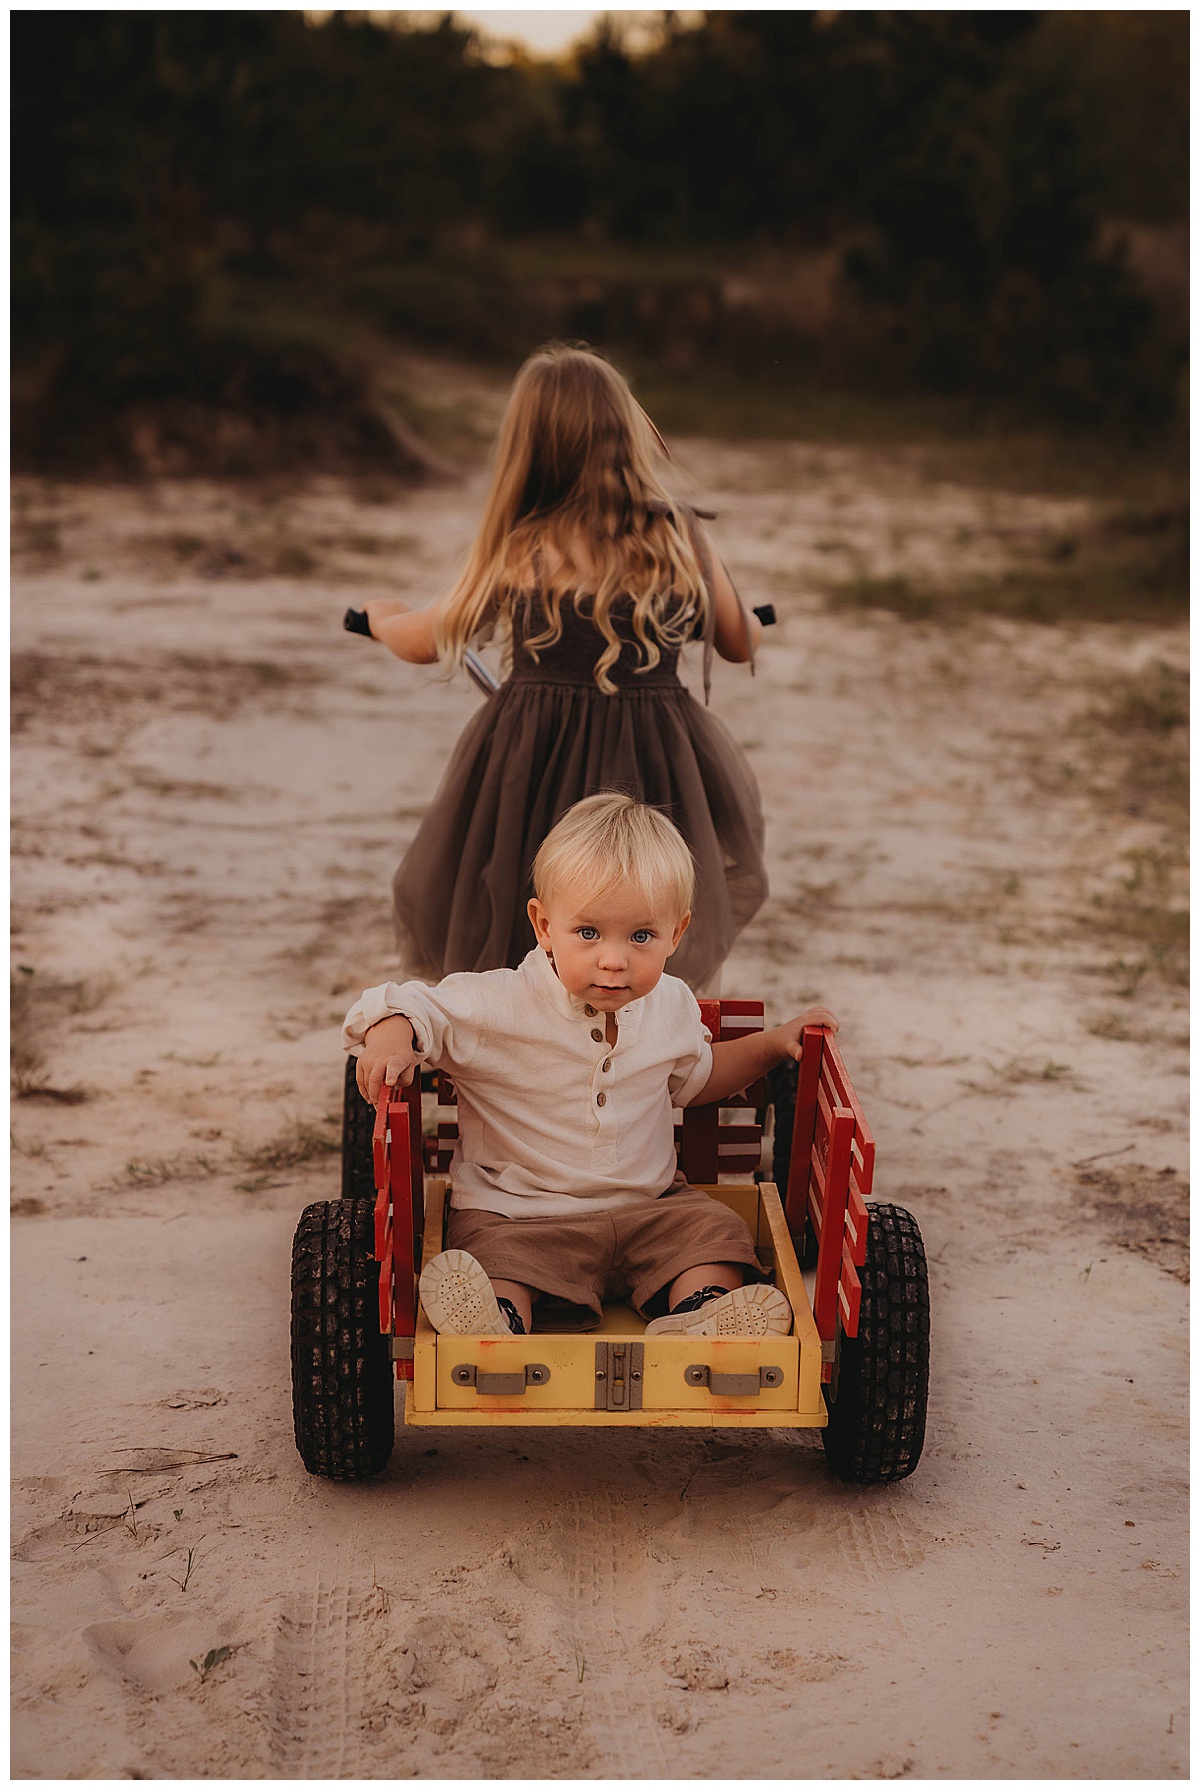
[11,439,1187,1779]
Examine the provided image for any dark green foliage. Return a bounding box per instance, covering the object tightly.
[11,10,1187,461]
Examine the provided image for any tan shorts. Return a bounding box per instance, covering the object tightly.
[443,1179,764,1332]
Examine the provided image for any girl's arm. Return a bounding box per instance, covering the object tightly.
[363,598,440,665]
[696,525,763,664]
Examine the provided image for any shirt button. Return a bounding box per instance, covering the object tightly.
[590,1028,603,1042]
[596,1092,607,1106]
[583,1004,596,1017]
[602,1058,611,1072]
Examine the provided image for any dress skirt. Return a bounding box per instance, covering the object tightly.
[392,674,768,994]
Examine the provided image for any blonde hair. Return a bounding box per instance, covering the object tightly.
[533,793,695,919]
[433,344,709,694]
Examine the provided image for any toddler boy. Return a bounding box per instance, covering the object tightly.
[345,793,836,1338]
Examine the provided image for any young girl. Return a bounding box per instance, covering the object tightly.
[345,794,836,1339]
[359,343,767,995]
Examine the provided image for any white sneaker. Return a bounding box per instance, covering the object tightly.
[643,1282,792,1338]
[418,1250,512,1336]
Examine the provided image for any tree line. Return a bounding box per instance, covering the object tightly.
[12,10,1187,466]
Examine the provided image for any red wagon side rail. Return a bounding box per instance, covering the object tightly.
[786,1025,875,1377]
[372,1075,424,1381]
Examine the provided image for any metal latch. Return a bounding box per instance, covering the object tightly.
[594,1341,644,1411]
[450,1362,550,1395]
[684,1363,783,1396]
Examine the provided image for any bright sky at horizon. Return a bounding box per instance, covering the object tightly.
[454,10,603,54]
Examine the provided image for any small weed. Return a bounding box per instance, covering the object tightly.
[189,1644,231,1681]
[1084,1011,1136,1042]
[172,1546,198,1592]
[11,1133,49,1161]
[235,1117,339,1183]
[1074,663,1188,829]
[1080,850,1188,992]
[1073,1161,1188,1283]
[962,1057,1082,1096]
[111,1154,217,1190]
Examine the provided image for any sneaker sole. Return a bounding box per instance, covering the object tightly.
[644,1283,792,1338]
[418,1249,510,1336]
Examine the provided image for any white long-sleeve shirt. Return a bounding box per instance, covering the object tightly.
[342,945,713,1218]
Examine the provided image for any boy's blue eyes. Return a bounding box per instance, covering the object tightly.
[576,928,655,943]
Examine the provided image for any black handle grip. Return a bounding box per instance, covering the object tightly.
[752,604,777,626]
[343,607,372,638]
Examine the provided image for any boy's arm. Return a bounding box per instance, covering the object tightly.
[343,974,480,1104]
[685,1006,839,1107]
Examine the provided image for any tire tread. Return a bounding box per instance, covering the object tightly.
[290,1199,394,1481]
[822,1202,929,1484]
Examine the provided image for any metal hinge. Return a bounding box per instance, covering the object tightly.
[594,1341,644,1411]
[684,1363,784,1397]
[449,1362,550,1396]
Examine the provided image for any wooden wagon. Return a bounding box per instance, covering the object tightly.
[291,1009,929,1484]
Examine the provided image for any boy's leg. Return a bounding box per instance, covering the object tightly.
[491,1277,537,1335]
[418,1251,538,1336]
[437,1205,611,1334]
[667,1263,744,1306]
[619,1186,792,1337]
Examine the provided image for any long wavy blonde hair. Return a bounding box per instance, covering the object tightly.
[433,345,709,694]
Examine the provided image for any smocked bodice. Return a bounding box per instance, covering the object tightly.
[507,593,685,691]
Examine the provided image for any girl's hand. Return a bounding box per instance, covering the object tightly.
[356,1015,419,1103]
[362,598,412,635]
[776,1006,840,1063]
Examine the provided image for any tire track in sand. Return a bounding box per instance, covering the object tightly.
[826,1506,923,1653]
[270,1557,373,1778]
[558,1490,673,1779]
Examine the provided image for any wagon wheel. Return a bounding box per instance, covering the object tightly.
[822,1203,929,1485]
[767,1057,817,1267]
[341,1056,376,1200]
[291,1199,394,1481]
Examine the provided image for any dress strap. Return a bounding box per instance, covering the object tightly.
[677,502,755,705]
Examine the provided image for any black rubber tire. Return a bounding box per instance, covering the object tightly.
[291,1199,395,1481]
[822,1203,929,1485]
[341,1055,376,1200]
[767,1056,818,1267]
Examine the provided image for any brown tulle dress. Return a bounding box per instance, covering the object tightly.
[391,587,768,994]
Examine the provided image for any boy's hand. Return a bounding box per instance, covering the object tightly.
[356,1015,418,1104]
[775,1005,839,1063]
